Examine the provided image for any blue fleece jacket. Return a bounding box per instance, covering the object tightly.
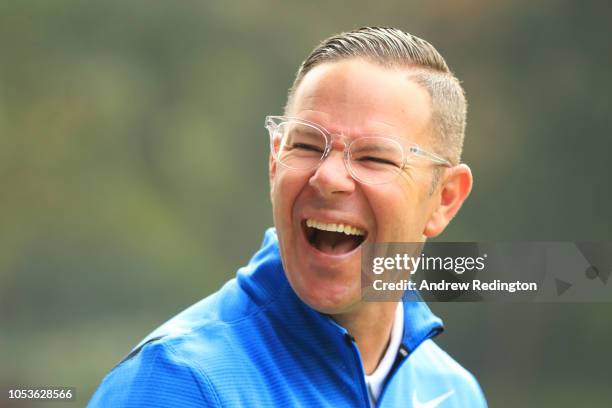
[88,228,487,407]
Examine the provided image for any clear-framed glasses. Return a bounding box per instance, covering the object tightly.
[265,116,452,185]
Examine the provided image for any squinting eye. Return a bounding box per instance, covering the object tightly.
[358,156,400,167]
[291,143,324,153]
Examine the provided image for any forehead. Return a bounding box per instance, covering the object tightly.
[289,59,432,142]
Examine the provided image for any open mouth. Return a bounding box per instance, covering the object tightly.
[303,218,367,255]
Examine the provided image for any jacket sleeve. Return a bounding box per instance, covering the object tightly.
[87,340,221,408]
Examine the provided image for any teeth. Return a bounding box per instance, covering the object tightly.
[306,219,365,236]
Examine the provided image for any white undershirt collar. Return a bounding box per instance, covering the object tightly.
[365,302,404,406]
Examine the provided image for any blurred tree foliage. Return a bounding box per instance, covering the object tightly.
[0,1,610,406]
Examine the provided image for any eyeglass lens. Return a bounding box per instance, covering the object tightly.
[272,120,404,184]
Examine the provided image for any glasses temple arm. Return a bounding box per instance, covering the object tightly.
[409,146,452,167]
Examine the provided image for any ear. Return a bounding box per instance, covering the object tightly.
[423,164,473,238]
[269,153,277,202]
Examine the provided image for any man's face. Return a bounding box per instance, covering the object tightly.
[270,59,442,314]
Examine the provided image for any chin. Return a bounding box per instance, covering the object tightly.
[289,273,362,315]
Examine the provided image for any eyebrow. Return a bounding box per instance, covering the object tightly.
[287,126,323,139]
[291,125,321,134]
[291,116,409,147]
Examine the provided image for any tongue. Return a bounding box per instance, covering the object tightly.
[315,230,359,254]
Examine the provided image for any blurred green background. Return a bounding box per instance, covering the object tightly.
[1,1,610,406]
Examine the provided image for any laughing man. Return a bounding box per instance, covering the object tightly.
[89,27,487,407]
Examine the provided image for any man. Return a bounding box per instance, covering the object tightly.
[89,27,486,407]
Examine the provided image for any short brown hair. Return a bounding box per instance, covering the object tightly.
[286,27,467,165]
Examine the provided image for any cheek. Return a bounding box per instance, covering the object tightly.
[381,204,416,238]
[271,170,307,226]
[366,184,429,240]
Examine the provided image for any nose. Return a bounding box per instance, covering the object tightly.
[308,138,355,198]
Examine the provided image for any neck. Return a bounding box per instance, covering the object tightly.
[332,301,400,375]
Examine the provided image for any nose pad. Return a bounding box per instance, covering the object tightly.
[323,134,351,175]
[309,135,355,196]
[328,134,349,152]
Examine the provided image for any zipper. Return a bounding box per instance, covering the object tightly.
[377,320,443,406]
[344,333,372,408]
[375,344,410,406]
